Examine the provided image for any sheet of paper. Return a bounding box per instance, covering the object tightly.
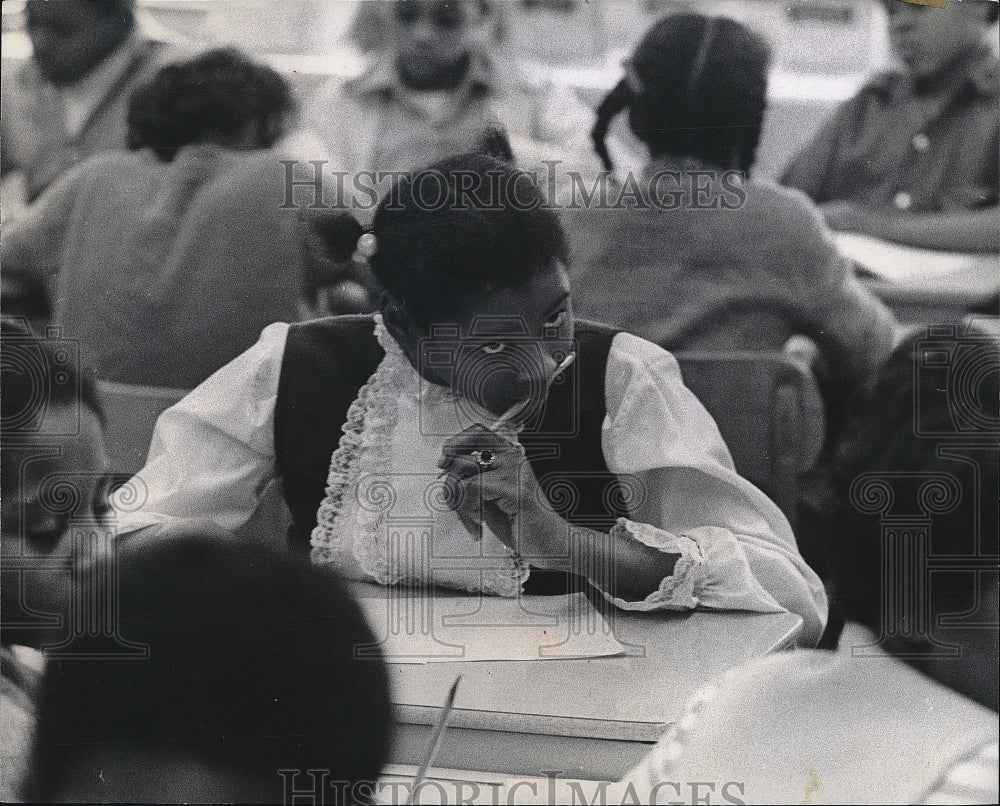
[834,231,999,286]
[355,591,625,664]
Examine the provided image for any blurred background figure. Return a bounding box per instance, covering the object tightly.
[1,48,337,389]
[1,0,171,211]
[619,325,999,806]
[303,0,598,207]
[782,0,999,252]
[565,13,897,430]
[19,527,393,804]
[1,317,112,803]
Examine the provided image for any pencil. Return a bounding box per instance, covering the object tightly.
[407,674,462,803]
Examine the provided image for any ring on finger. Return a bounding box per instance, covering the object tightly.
[469,449,497,469]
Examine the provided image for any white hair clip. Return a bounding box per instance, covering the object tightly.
[353,233,378,262]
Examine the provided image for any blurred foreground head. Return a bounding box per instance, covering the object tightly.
[23,528,394,803]
[827,325,999,711]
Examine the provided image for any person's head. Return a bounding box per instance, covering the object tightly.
[22,527,394,803]
[827,326,999,711]
[26,0,135,86]
[126,47,297,162]
[592,13,772,175]
[391,0,495,90]
[881,0,998,80]
[1,318,109,647]
[369,152,573,421]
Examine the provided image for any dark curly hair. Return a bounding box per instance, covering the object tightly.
[592,13,772,175]
[368,151,567,327]
[126,47,297,162]
[22,529,393,803]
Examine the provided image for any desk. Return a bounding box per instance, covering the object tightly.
[834,233,999,323]
[353,584,802,783]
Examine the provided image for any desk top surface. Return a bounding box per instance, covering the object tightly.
[352,583,803,744]
[835,232,998,305]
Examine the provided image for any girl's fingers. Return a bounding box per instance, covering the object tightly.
[440,425,515,458]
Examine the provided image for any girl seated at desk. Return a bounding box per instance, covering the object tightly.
[114,152,827,645]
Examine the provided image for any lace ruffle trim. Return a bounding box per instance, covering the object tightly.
[310,316,528,596]
[597,517,704,612]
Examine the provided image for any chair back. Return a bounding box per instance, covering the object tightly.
[673,351,825,527]
[96,380,188,475]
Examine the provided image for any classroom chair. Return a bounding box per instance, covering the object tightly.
[672,351,826,530]
[96,380,189,476]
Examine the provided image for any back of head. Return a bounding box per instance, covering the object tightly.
[593,13,771,174]
[24,529,393,803]
[127,47,297,161]
[369,151,567,327]
[826,325,999,709]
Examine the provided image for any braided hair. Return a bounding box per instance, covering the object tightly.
[591,13,772,175]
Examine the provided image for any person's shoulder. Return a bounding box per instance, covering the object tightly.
[35,149,158,205]
[744,176,829,230]
[336,54,396,101]
[288,314,378,341]
[705,634,998,729]
[739,177,842,266]
[657,642,999,804]
[1,57,40,94]
[853,67,907,101]
[969,52,1000,98]
[605,330,682,381]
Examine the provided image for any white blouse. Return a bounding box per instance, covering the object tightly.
[113,319,827,645]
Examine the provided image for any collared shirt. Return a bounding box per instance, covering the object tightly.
[57,33,147,139]
[303,50,598,199]
[781,46,999,212]
[1,34,170,204]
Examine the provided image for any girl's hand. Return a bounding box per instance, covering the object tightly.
[438,424,569,570]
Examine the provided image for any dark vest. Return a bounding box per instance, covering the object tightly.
[273,315,629,593]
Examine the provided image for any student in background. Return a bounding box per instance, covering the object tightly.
[618,327,999,806]
[781,0,999,253]
[1,0,170,209]
[568,13,897,411]
[0,317,113,803]
[2,48,317,388]
[19,527,393,804]
[304,0,596,203]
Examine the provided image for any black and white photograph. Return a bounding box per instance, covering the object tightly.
[1,0,997,803]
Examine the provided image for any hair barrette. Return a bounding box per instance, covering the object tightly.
[353,232,378,262]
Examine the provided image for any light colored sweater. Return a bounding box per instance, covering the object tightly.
[3,145,308,388]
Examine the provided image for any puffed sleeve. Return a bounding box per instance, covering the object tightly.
[112,322,289,535]
[597,332,828,646]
